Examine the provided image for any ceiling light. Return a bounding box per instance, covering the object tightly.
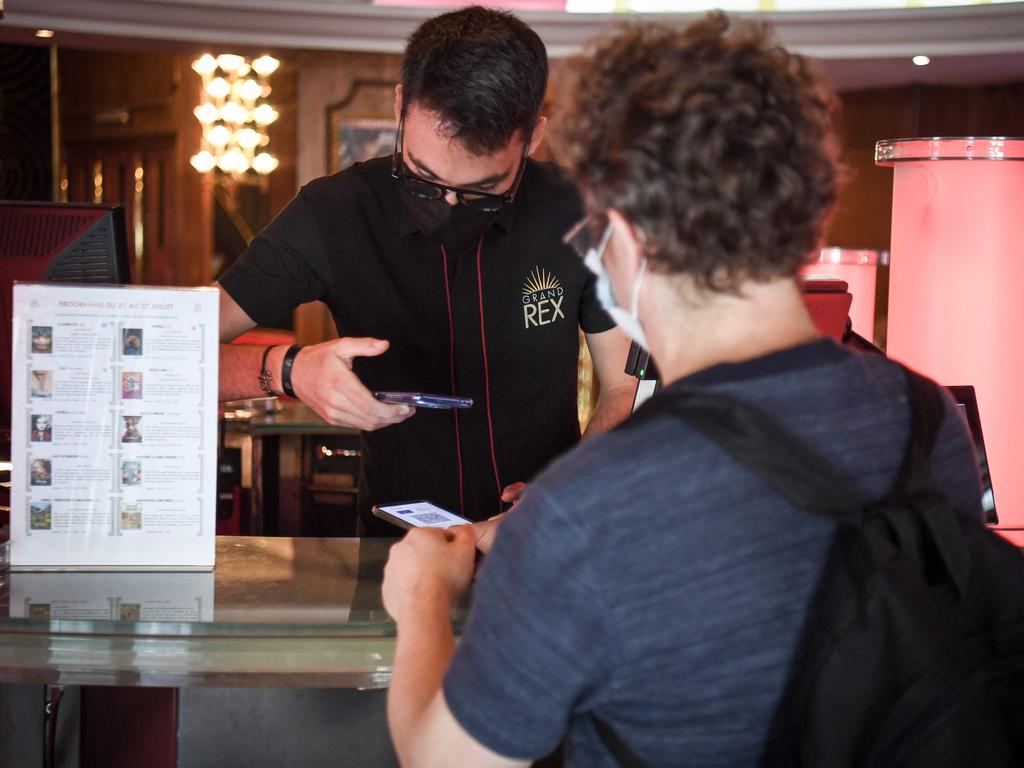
[251,56,280,77]
[35,29,55,39]
[252,104,279,126]
[215,54,246,73]
[190,53,281,180]
[189,151,216,173]
[193,103,219,124]
[912,55,931,67]
[191,54,217,77]
[252,153,280,175]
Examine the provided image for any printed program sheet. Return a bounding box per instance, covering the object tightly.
[10,284,219,570]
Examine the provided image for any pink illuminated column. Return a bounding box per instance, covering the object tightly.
[876,137,1024,538]
[801,248,888,344]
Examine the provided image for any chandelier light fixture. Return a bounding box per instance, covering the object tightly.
[189,53,280,177]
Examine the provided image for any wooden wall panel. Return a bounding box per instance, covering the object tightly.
[917,83,1024,137]
[293,51,402,344]
[57,49,212,287]
[824,81,1024,253]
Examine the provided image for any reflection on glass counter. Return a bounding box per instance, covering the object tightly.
[0,537,431,688]
[9,570,214,622]
[0,536,406,635]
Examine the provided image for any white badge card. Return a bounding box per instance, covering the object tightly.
[9,284,219,570]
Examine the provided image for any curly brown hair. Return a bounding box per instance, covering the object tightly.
[551,13,841,292]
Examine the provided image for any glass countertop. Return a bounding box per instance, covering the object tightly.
[221,399,359,436]
[0,537,458,688]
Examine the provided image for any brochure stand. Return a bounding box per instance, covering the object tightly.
[9,283,219,570]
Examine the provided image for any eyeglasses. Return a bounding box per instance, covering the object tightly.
[391,116,531,213]
[563,213,613,260]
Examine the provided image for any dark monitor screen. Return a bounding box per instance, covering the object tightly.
[0,201,131,439]
[946,385,998,525]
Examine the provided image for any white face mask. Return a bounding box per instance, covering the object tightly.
[582,222,650,351]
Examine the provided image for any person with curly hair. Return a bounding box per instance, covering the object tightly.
[382,14,982,767]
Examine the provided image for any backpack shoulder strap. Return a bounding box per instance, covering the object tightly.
[632,369,972,597]
[632,389,867,521]
[903,367,946,450]
[894,367,973,597]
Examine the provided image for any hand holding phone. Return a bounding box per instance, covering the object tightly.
[372,500,473,531]
[374,392,473,409]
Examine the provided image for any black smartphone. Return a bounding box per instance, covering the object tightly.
[373,391,473,409]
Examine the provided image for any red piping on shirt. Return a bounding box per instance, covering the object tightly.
[474,236,503,515]
[441,244,465,516]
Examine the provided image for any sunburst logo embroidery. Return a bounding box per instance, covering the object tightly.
[521,266,566,328]
[522,266,561,296]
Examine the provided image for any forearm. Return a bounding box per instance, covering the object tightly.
[583,381,637,437]
[388,581,457,768]
[218,343,289,401]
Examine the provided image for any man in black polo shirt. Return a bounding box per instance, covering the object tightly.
[217,6,636,534]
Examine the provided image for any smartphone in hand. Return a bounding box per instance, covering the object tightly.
[372,500,473,531]
[373,392,473,409]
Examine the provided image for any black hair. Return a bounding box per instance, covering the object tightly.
[401,6,548,155]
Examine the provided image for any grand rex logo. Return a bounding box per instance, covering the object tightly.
[522,266,565,328]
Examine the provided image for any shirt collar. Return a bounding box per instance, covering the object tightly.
[665,338,846,391]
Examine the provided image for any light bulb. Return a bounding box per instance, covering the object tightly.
[252,104,279,126]
[219,100,248,124]
[253,153,279,175]
[191,54,217,76]
[215,54,245,73]
[205,77,231,99]
[193,103,219,124]
[230,150,251,174]
[238,79,264,103]
[206,124,231,148]
[251,56,280,76]
[236,128,263,150]
[190,151,216,173]
[216,149,247,174]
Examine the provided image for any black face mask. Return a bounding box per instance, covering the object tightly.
[401,194,499,250]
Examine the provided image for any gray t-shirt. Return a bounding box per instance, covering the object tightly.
[443,340,982,767]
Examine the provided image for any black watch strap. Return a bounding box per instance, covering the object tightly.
[281,345,302,398]
[258,346,275,396]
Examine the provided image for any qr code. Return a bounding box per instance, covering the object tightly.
[412,512,449,525]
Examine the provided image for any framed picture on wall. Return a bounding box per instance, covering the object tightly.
[330,117,397,174]
[326,79,399,174]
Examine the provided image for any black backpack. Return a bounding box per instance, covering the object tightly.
[595,368,1024,768]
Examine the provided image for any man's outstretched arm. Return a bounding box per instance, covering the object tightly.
[216,283,413,431]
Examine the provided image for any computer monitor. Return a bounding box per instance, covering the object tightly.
[947,385,998,525]
[0,201,131,439]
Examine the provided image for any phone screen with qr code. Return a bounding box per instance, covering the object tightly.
[371,501,472,530]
